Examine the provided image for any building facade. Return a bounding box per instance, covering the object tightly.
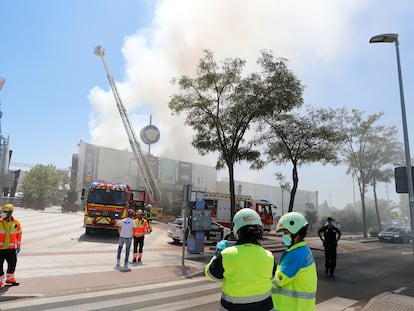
[73,140,317,216]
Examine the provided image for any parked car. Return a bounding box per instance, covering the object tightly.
[378,226,411,243]
[167,218,231,244]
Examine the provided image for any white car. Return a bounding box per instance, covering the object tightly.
[168,218,231,244]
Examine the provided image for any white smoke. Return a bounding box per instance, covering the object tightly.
[88,0,369,177]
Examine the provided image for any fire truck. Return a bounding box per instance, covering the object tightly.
[204,192,278,232]
[82,181,146,234]
[254,199,278,232]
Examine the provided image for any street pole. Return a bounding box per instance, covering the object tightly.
[370,33,414,254]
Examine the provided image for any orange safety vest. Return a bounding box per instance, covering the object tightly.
[0,217,22,250]
[133,218,150,237]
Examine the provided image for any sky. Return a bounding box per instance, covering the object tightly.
[1,0,414,209]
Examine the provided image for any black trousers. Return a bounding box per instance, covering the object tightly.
[133,236,145,255]
[324,245,337,274]
[0,249,17,275]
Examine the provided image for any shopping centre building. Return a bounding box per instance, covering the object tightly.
[71,140,318,217]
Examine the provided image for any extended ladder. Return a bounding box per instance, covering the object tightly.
[94,45,161,202]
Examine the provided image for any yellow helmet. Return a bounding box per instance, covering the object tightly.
[136,209,144,215]
[2,204,14,212]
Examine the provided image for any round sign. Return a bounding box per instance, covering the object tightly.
[140,124,160,145]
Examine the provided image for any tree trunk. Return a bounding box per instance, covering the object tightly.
[227,162,236,236]
[372,178,382,232]
[288,163,299,212]
[358,177,368,238]
[361,195,367,238]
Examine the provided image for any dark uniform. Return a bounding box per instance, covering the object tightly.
[318,217,341,277]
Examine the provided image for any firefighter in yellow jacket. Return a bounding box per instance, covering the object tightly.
[0,204,22,287]
[132,209,151,263]
[205,208,276,311]
[272,212,317,310]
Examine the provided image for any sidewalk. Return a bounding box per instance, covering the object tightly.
[0,257,207,301]
[2,231,414,311]
[360,291,414,311]
[4,260,414,311]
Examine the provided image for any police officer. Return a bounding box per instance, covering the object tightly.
[318,217,341,277]
[205,208,275,311]
[0,204,22,286]
[272,212,317,310]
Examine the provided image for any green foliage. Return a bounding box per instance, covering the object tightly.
[169,49,303,223]
[261,105,345,212]
[340,109,403,237]
[22,164,63,207]
[66,189,78,204]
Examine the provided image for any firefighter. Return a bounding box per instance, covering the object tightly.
[272,212,317,310]
[205,208,275,311]
[0,204,22,286]
[132,209,151,264]
[145,204,152,222]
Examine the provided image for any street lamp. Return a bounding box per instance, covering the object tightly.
[369,33,414,248]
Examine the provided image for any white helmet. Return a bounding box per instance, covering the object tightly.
[233,208,263,238]
[276,212,308,234]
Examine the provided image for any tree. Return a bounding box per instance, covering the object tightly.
[260,105,345,212]
[369,124,403,232]
[22,164,63,210]
[275,172,291,215]
[340,109,401,237]
[168,49,303,226]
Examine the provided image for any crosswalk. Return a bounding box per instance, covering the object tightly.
[1,277,360,311]
[0,207,364,311]
[1,278,221,311]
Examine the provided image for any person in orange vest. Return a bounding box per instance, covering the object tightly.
[132,209,151,264]
[0,204,22,287]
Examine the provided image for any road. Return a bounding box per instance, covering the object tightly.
[1,206,413,310]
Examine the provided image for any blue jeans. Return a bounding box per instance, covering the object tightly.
[117,237,132,265]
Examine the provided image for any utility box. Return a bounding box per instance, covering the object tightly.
[187,232,205,254]
[187,192,210,254]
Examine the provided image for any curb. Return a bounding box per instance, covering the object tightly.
[360,292,390,311]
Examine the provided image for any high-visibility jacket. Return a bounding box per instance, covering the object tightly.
[0,217,22,250]
[205,243,275,310]
[272,240,317,311]
[133,218,151,237]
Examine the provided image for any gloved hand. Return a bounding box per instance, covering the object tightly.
[15,248,20,254]
[214,240,228,257]
[216,239,228,251]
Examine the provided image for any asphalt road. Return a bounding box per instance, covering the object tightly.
[313,240,414,308]
[2,206,414,310]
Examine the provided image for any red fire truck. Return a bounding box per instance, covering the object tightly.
[82,181,146,234]
[253,199,277,232]
[205,192,277,232]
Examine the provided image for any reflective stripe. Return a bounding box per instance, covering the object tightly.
[272,287,316,299]
[222,290,271,304]
[0,218,22,250]
[134,219,150,237]
[205,265,222,282]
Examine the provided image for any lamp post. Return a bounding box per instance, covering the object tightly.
[370,33,414,251]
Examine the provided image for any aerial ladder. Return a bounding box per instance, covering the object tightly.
[94,45,161,203]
